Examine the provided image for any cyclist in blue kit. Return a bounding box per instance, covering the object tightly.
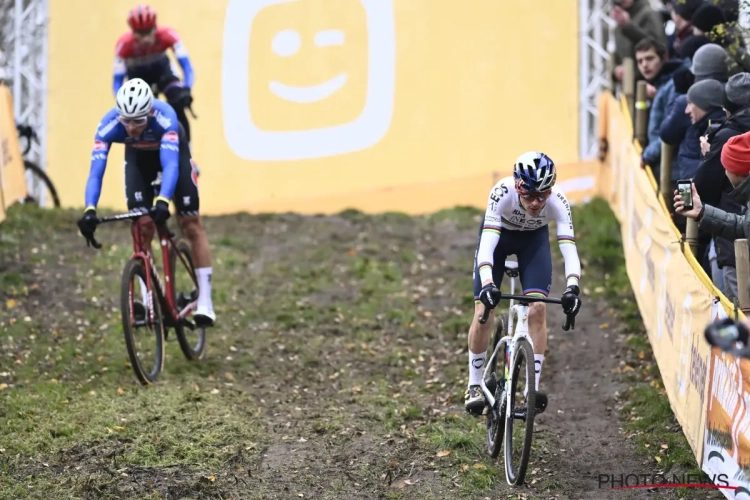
[464,151,583,415]
[76,78,215,327]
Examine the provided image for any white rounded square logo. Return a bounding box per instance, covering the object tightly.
[222,0,396,161]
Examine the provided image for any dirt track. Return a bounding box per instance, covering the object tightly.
[0,205,714,499]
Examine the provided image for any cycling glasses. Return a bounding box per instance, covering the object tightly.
[133,28,156,38]
[519,190,551,202]
[118,115,149,126]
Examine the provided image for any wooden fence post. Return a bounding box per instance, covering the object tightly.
[660,143,673,202]
[635,81,648,148]
[735,239,750,311]
[623,57,636,122]
[685,219,699,256]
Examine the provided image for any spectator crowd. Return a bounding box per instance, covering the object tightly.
[611,0,750,301]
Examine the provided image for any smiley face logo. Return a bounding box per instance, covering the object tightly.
[222,0,396,161]
[269,28,347,103]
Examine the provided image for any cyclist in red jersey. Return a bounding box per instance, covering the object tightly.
[113,5,196,145]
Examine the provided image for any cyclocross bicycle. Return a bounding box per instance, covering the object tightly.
[83,211,207,385]
[478,259,575,486]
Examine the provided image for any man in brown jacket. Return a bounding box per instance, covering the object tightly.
[612,0,669,81]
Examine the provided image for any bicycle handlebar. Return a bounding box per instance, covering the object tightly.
[478,293,576,331]
[16,123,38,156]
[82,211,175,250]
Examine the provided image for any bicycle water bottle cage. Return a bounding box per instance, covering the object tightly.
[504,260,520,278]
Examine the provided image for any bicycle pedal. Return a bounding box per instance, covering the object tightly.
[465,406,485,417]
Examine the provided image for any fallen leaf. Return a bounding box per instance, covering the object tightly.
[661,443,669,449]
[210,388,220,394]
[351,386,361,393]
[638,351,645,360]
[460,464,469,471]
[436,450,451,457]
[113,426,125,431]
[208,475,216,482]
[5,299,17,309]
[654,456,661,463]
[224,372,235,382]
[473,463,486,468]
[117,387,125,395]
[194,384,200,392]
[0,384,8,391]
[600,323,609,329]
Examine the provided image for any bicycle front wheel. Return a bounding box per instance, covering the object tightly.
[121,258,165,385]
[504,337,536,486]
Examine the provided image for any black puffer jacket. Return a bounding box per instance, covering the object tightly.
[695,107,750,267]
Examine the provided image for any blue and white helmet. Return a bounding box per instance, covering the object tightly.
[513,151,557,192]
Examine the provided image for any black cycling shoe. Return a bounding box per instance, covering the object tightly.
[534,391,548,415]
[512,391,548,420]
[132,302,147,323]
[464,385,486,415]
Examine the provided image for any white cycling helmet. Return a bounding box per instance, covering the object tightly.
[116,78,154,118]
[513,151,557,192]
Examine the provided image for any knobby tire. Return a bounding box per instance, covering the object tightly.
[504,337,536,485]
[121,258,165,385]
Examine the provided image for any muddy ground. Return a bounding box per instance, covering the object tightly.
[0,204,715,499]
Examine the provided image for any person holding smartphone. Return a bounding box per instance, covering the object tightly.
[675,132,750,270]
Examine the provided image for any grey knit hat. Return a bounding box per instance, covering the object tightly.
[726,72,750,106]
[687,79,726,111]
[691,43,729,82]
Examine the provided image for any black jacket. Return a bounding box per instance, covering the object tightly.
[695,107,750,268]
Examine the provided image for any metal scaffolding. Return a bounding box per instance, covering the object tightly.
[0,0,49,204]
[579,0,616,160]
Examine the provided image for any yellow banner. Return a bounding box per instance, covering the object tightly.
[0,84,28,218]
[47,0,579,214]
[601,93,718,461]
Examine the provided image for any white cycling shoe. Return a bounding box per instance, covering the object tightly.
[194,306,215,327]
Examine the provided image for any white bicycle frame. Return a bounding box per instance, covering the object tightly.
[479,265,535,412]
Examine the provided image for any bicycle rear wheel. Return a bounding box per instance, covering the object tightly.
[24,161,60,208]
[504,337,536,485]
[486,316,507,458]
[121,258,165,385]
[170,239,206,360]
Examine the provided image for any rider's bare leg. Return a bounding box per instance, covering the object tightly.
[527,301,547,391]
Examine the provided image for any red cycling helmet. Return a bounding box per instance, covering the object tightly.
[127,5,157,32]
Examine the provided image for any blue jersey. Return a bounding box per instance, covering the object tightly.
[84,99,180,209]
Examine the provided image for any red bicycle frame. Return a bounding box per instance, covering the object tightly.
[128,217,199,326]
[84,211,201,327]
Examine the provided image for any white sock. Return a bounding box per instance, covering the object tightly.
[195,267,213,311]
[534,354,545,391]
[468,350,486,387]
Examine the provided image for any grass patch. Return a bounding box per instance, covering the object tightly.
[572,198,712,497]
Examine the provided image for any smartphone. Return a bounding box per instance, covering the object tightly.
[677,179,693,210]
